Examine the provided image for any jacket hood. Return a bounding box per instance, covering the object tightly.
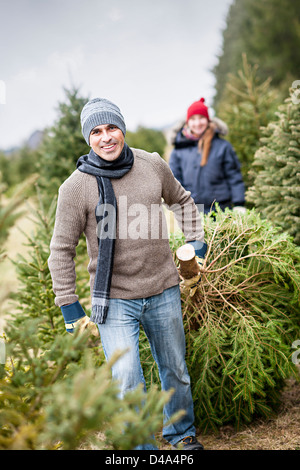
[168,117,228,147]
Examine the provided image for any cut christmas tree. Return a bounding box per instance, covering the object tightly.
[140,208,300,432]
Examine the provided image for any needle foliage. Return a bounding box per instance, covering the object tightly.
[0,195,176,450]
[247,89,300,244]
[141,208,300,432]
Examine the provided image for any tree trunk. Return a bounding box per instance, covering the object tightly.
[176,244,200,279]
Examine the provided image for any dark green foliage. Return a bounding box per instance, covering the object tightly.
[0,317,175,449]
[141,208,300,432]
[9,191,90,346]
[247,89,300,244]
[217,54,280,187]
[36,88,90,206]
[126,126,167,158]
[0,146,40,190]
[0,196,177,450]
[0,173,37,263]
[213,0,300,108]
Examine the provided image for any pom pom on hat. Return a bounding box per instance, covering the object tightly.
[186,97,210,121]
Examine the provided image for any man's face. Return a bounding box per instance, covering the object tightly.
[89,124,125,161]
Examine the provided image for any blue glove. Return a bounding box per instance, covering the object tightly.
[60,301,86,333]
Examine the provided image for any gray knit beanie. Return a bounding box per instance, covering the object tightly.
[81,98,126,145]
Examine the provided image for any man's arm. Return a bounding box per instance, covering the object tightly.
[48,173,87,328]
[158,156,207,292]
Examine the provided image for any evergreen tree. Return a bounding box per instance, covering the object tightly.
[0,317,175,449]
[247,89,300,244]
[0,192,179,450]
[0,152,14,188]
[217,54,280,187]
[0,173,37,250]
[126,126,167,158]
[141,208,300,432]
[213,0,300,108]
[9,190,90,346]
[36,88,90,206]
[0,146,40,190]
[213,0,248,107]
[12,145,41,190]
[0,172,37,313]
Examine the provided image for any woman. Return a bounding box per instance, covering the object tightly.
[169,98,245,214]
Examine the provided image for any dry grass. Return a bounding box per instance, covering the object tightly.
[82,376,300,450]
[156,375,300,451]
[202,379,300,450]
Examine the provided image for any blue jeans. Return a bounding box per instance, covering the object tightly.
[97,285,196,450]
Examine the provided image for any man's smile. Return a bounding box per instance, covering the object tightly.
[101,143,117,151]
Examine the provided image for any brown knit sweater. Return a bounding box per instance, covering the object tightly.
[48,148,204,307]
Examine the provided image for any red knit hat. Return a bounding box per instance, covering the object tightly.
[186,97,210,121]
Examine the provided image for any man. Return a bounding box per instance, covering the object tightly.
[48,98,207,450]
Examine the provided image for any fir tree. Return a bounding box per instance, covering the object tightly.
[247,89,300,245]
[36,88,90,206]
[0,318,175,449]
[217,54,280,188]
[126,126,167,158]
[0,191,179,450]
[9,189,90,346]
[0,145,41,190]
[213,0,300,108]
[141,208,300,432]
[0,173,37,248]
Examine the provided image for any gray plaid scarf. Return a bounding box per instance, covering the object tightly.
[77,143,134,324]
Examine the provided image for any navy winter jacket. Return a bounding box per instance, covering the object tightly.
[169,130,245,210]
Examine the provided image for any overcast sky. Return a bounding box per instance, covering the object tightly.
[0,0,232,150]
